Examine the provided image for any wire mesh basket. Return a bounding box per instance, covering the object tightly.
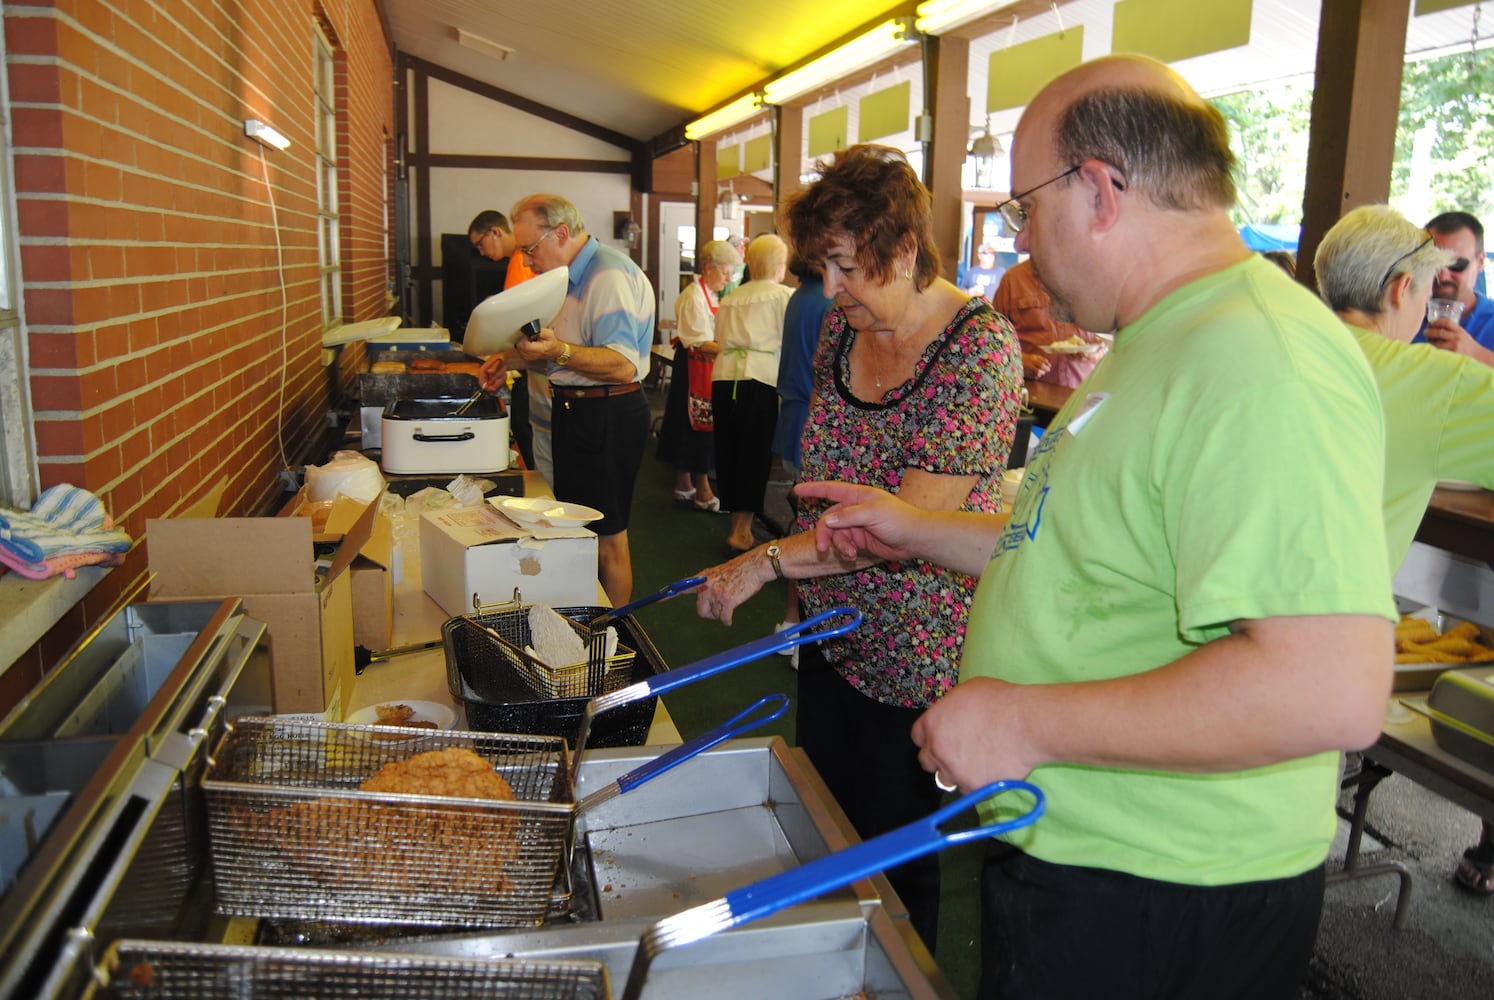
[202,716,578,928]
[84,939,610,999]
[446,601,636,700]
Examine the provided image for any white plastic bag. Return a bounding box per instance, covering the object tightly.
[305,451,386,503]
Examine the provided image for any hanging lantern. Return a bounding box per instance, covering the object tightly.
[967,114,1003,190]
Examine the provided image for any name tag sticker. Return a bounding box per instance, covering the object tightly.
[1065,392,1109,436]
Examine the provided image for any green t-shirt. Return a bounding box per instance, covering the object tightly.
[1348,325,1494,564]
[964,256,1397,886]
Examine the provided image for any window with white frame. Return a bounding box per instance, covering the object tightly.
[0,74,36,509]
[314,26,341,328]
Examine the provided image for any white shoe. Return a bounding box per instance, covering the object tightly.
[775,621,800,670]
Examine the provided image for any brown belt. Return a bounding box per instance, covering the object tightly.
[551,382,642,400]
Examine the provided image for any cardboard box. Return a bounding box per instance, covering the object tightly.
[420,503,598,616]
[347,500,396,651]
[147,491,378,719]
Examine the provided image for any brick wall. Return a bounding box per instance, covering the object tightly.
[0,0,393,708]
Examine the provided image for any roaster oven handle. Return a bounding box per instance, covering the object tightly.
[412,431,477,443]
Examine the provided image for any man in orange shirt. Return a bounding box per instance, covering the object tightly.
[992,257,1106,387]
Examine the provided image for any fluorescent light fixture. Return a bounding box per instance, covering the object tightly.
[762,18,918,106]
[243,119,290,151]
[915,0,1017,35]
[456,27,514,62]
[685,93,765,141]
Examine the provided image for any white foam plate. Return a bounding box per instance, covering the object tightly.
[1040,341,1102,355]
[346,700,456,730]
[461,265,569,356]
[1437,479,1485,492]
[496,496,605,528]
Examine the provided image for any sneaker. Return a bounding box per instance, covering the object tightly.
[775,621,800,670]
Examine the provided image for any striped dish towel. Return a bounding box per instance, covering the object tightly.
[0,484,132,564]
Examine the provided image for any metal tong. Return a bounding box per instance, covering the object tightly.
[620,778,1047,1000]
[572,607,861,765]
[448,320,540,416]
[583,575,706,668]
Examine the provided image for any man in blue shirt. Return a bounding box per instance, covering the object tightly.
[1417,211,1494,368]
[480,194,655,605]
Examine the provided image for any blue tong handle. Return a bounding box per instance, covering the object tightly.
[719,779,1045,928]
[606,694,788,800]
[588,575,706,632]
[635,606,860,701]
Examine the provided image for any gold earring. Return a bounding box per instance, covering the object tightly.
[904,269,913,280]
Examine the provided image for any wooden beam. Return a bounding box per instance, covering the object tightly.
[1296,0,1411,291]
[775,103,806,212]
[926,34,972,283]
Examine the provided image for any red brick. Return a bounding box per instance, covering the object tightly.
[33,417,84,455]
[24,286,76,326]
[12,153,67,194]
[27,331,79,367]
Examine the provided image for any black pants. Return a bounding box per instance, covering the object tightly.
[550,389,649,536]
[796,644,943,953]
[712,379,778,514]
[979,842,1324,999]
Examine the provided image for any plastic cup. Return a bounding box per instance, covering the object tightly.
[1427,298,1466,324]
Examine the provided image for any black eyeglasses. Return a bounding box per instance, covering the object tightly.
[1447,257,1473,274]
[471,227,499,250]
[1378,231,1432,290]
[520,227,556,257]
[994,166,1080,233]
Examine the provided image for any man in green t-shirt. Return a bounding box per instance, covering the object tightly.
[1316,203,1494,897]
[799,54,1396,999]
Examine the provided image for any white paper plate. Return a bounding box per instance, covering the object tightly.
[1436,479,1485,492]
[346,700,456,730]
[460,266,569,356]
[1040,341,1102,355]
[496,496,604,528]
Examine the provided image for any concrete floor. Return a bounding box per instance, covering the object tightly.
[1305,772,1494,999]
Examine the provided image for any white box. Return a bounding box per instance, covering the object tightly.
[420,504,598,615]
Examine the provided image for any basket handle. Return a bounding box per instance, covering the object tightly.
[587,575,706,632]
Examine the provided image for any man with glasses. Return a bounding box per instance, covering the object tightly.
[479,194,655,607]
[799,54,1394,998]
[467,210,541,470]
[1417,211,1494,366]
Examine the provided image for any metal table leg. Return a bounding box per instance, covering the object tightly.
[1325,757,1413,929]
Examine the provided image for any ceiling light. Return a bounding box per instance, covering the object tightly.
[762,18,919,106]
[967,114,1002,188]
[456,27,514,62]
[719,183,741,221]
[685,93,765,141]
[243,119,290,151]
[915,0,1018,35]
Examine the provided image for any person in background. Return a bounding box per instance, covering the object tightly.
[720,233,750,297]
[962,243,1007,300]
[479,194,654,606]
[1418,211,1494,367]
[713,234,791,552]
[991,257,1105,387]
[1315,204,1494,898]
[695,144,1023,952]
[770,257,833,664]
[657,240,739,511]
[469,209,542,473]
[1262,249,1297,277]
[799,55,1394,997]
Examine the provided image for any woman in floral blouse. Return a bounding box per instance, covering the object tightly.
[695,143,1023,952]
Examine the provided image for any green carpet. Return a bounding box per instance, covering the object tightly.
[627,433,981,998]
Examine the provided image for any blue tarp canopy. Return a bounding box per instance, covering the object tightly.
[1239,223,1300,251]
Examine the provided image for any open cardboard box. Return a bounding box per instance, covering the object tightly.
[146,489,380,719]
[420,502,598,616]
[343,499,395,652]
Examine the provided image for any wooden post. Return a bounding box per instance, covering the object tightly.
[1296,0,1411,290]
[926,33,972,283]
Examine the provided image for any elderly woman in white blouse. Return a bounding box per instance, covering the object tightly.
[657,239,741,510]
[713,234,791,552]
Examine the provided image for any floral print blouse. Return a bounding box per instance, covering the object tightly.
[796,297,1023,707]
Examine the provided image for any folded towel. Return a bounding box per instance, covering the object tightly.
[0,484,131,566]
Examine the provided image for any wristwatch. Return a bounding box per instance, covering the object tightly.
[556,342,573,366]
[765,541,785,580]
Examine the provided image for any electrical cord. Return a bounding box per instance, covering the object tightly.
[256,143,293,481]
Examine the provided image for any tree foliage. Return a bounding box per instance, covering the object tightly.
[1210,46,1494,227]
